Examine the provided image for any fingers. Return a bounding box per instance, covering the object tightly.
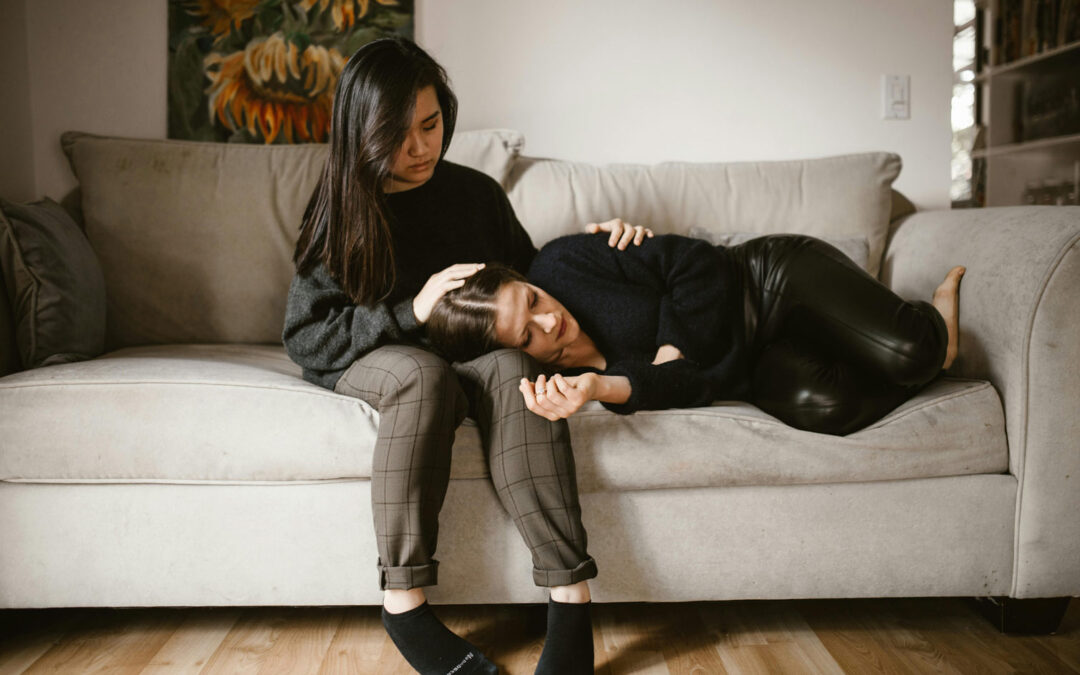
[551,373,584,407]
[541,374,585,417]
[519,375,579,420]
[586,218,654,248]
[520,376,560,421]
[608,221,622,248]
[439,262,485,281]
[633,225,653,246]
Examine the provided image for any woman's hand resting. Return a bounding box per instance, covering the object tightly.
[519,372,632,419]
[585,218,654,250]
[652,344,684,365]
[412,263,485,325]
[519,373,599,420]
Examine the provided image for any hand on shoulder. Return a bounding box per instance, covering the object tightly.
[585,218,654,250]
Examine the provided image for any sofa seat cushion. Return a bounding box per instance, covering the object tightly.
[0,345,1007,491]
[567,376,1007,491]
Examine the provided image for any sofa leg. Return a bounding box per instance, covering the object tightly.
[969,596,1072,634]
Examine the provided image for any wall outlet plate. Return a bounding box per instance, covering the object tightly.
[883,74,910,120]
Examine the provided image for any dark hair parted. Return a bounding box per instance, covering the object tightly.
[425,264,528,363]
[292,37,458,304]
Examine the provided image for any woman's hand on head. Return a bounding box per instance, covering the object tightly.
[519,373,599,420]
[652,344,684,365]
[412,263,485,325]
[585,218,654,250]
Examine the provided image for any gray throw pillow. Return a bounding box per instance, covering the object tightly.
[0,197,106,368]
[687,227,871,273]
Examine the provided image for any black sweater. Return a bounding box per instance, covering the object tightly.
[527,233,751,414]
[282,161,537,390]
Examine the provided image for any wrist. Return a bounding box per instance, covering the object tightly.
[411,297,427,325]
[595,374,631,404]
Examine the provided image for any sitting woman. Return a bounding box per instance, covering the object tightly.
[424,231,965,436]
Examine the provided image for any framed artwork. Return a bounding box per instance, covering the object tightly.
[168,0,414,144]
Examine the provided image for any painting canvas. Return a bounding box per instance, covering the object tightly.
[168,0,414,144]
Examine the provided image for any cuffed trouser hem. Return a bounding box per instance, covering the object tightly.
[379,560,440,591]
[532,556,599,588]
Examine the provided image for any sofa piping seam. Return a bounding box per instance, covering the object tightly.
[0,379,362,401]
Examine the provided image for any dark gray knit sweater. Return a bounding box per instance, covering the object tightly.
[281,161,536,390]
[527,233,750,414]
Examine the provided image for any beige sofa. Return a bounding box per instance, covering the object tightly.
[1,130,1077,634]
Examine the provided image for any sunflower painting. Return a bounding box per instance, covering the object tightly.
[168,0,413,144]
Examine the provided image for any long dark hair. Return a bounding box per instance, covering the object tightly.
[426,264,527,363]
[292,37,458,304]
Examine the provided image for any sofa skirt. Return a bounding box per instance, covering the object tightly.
[0,474,1016,608]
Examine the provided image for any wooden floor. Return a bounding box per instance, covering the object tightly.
[0,597,1077,674]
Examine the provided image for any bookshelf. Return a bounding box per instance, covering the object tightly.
[969,0,1080,206]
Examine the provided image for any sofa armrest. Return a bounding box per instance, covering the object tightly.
[881,205,1080,598]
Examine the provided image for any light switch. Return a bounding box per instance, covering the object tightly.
[883,74,910,120]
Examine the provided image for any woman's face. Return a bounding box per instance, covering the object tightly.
[385,84,443,193]
[493,281,583,369]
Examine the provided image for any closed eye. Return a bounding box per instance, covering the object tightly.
[520,290,538,348]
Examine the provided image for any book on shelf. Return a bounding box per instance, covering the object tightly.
[990,0,1080,66]
[1018,72,1080,141]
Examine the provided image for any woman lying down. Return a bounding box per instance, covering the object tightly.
[425,230,964,436]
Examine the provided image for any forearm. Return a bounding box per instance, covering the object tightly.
[601,359,716,414]
[282,267,419,371]
[594,375,631,405]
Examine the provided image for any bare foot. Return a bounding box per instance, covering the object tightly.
[932,265,965,370]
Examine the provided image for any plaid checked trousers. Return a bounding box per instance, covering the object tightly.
[334,344,598,591]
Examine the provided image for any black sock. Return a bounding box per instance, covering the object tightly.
[535,598,593,675]
[381,601,498,675]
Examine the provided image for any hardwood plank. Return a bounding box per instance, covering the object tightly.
[0,597,1075,674]
[1030,597,1080,673]
[0,609,93,675]
[471,603,545,675]
[253,607,342,675]
[20,608,183,675]
[699,601,770,647]
[718,641,842,675]
[647,603,731,675]
[832,598,962,674]
[700,601,844,675]
[594,603,672,675]
[317,606,386,675]
[199,607,341,675]
[138,607,241,674]
[894,598,1078,675]
[797,598,945,675]
[605,649,669,675]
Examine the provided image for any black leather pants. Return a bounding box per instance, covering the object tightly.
[727,235,948,436]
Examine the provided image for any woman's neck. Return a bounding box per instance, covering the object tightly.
[564,331,606,371]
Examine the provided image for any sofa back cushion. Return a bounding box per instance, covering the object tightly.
[507,152,902,278]
[64,129,901,348]
[61,129,524,349]
[0,197,107,369]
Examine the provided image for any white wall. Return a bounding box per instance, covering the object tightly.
[25,0,168,203]
[417,0,953,210]
[2,0,952,210]
[0,0,35,203]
